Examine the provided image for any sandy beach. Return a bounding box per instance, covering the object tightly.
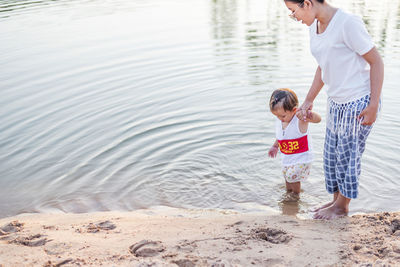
[0,207,399,267]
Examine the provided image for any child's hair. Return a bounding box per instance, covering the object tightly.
[285,0,324,3]
[269,88,299,111]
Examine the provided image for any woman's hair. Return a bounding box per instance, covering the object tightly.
[269,88,299,111]
[284,0,324,3]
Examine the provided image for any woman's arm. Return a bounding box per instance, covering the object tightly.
[297,66,324,121]
[359,47,384,125]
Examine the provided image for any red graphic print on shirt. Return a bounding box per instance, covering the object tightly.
[278,135,309,155]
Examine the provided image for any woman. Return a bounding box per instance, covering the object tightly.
[283,0,384,219]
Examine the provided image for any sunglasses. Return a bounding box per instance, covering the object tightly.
[289,2,304,21]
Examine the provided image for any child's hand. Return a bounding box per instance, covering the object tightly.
[268,146,279,158]
[297,101,313,121]
[296,109,313,122]
[306,110,313,120]
[296,109,306,121]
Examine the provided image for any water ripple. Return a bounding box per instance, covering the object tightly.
[1,0,399,218]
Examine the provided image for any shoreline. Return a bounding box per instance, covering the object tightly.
[0,208,399,266]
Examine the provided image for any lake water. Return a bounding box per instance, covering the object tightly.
[1,0,399,219]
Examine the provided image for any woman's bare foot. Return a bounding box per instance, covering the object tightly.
[313,203,348,220]
[310,200,335,212]
[311,192,339,212]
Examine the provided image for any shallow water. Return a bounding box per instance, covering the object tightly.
[0,0,399,218]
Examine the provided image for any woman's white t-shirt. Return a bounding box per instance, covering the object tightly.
[309,9,374,103]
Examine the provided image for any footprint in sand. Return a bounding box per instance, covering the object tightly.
[45,242,72,255]
[43,258,73,267]
[0,221,49,246]
[390,219,400,235]
[86,221,116,233]
[129,240,165,257]
[171,259,196,267]
[10,234,51,247]
[253,228,292,244]
[0,221,24,236]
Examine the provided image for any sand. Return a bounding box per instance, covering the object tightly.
[0,207,399,267]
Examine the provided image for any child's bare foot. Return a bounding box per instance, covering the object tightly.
[283,192,300,202]
[313,204,348,220]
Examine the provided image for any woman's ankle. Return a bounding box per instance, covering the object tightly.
[332,201,349,213]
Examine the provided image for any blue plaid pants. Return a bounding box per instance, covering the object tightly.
[324,95,374,199]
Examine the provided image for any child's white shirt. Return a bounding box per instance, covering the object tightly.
[309,8,374,103]
[275,116,313,166]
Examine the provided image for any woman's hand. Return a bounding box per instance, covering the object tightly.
[358,105,378,125]
[296,101,314,121]
[268,146,279,158]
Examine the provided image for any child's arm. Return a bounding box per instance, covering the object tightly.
[268,140,279,158]
[306,110,321,123]
[298,111,321,133]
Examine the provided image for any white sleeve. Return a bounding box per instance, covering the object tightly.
[342,15,374,56]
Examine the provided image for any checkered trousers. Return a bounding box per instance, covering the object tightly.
[324,95,374,199]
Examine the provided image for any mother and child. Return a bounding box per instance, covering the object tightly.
[268,0,384,220]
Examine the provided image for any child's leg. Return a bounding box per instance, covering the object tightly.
[290,182,301,194]
[282,183,300,203]
[285,181,293,192]
[283,166,293,192]
[283,164,308,195]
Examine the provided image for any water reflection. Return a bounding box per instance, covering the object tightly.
[209,0,400,69]
[210,0,238,41]
[209,0,297,86]
[279,192,301,216]
[333,0,400,55]
[0,0,399,218]
[0,0,61,18]
[398,2,400,29]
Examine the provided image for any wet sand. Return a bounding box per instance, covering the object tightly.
[0,208,399,266]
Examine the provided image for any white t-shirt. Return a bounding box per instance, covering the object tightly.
[309,9,374,103]
[275,116,313,166]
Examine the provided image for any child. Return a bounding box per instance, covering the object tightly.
[283,0,384,219]
[268,88,321,197]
